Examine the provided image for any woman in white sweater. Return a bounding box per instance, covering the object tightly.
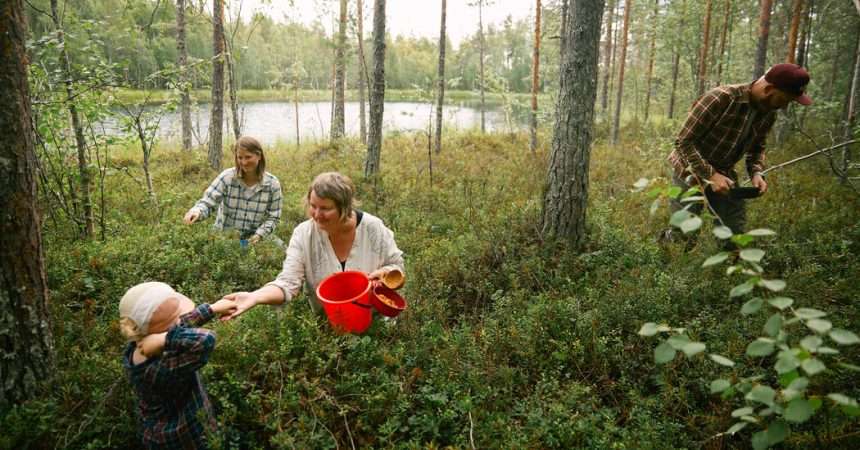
[222,172,404,317]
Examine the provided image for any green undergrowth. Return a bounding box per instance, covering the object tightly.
[2,125,858,449]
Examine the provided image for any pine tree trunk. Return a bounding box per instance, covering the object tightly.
[697,0,713,96]
[50,0,93,238]
[786,0,804,63]
[0,0,54,409]
[530,0,541,153]
[365,0,386,177]
[668,0,686,119]
[208,0,225,170]
[796,0,812,67]
[600,0,615,115]
[478,0,486,133]
[435,0,447,154]
[753,0,773,79]
[644,0,658,122]
[541,0,605,247]
[357,0,368,145]
[177,0,192,151]
[610,0,631,146]
[561,0,568,56]
[716,0,732,84]
[332,0,347,140]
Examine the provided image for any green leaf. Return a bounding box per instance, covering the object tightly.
[709,353,735,367]
[725,422,747,435]
[779,371,800,388]
[666,334,691,350]
[666,186,683,199]
[800,335,823,351]
[747,338,776,357]
[758,279,786,292]
[747,228,776,236]
[746,385,776,406]
[816,346,839,355]
[775,352,800,374]
[785,399,813,423]
[802,358,826,375]
[670,209,693,227]
[766,420,789,445]
[751,431,769,450]
[654,341,676,364]
[731,234,754,247]
[841,405,860,416]
[703,252,730,267]
[827,393,858,407]
[680,195,705,203]
[732,406,755,417]
[838,363,860,372]
[788,377,809,391]
[730,280,756,298]
[649,198,661,215]
[764,313,783,338]
[713,225,733,239]
[829,329,860,345]
[633,178,649,190]
[740,248,765,263]
[795,308,827,319]
[711,378,731,394]
[680,216,703,233]
[638,322,659,336]
[741,298,764,315]
[806,319,832,334]
[682,342,706,357]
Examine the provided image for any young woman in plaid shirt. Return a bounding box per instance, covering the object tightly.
[184,136,282,245]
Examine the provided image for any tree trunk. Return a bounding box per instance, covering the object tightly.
[668,0,686,119]
[697,0,713,96]
[365,0,386,177]
[435,0,447,154]
[50,0,93,238]
[786,0,804,63]
[357,0,368,145]
[561,0,568,60]
[644,0,658,122]
[177,0,192,151]
[0,0,54,409]
[225,36,241,140]
[332,0,347,140]
[843,25,860,181]
[796,0,812,67]
[610,0,631,146]
[294,65,301,148]
[478,0,486,133]
[541,0,605,247]
[208,0,225,170]
[600,0,614,114]
[753,0,773,79]
[715,0,732,85]
[529,0,541,153]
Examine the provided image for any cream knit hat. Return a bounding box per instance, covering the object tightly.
[118,282,179,339]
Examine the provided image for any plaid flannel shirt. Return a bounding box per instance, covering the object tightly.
[669,83,776,182]
[192,168,282,238]
[123,304,217,450]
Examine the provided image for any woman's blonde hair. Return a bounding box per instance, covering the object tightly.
[233,136,266,180]
[119,317,143,342]
[306,172,357,221]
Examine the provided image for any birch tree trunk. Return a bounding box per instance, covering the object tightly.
[208,0,226,170]
[177,0,192,151]
[225,36,241,140]
[541,0,605,247]
[610,0,631,146]
[843,25,860,182]
[786,0,804,63]
[529,0,541,153]
[697,0,713,96]
[435,0,447,154]
[753,0,773,79]
[50,0,94,238]
[357,0,368,145]
[644,0,658,122]
[365,0,386,177]
[332,0,347,140]
[0,0,54,409]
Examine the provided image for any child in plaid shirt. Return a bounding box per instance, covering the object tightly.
[119,282,236,449]
[184,136,282,245]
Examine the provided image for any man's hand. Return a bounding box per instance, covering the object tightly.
[707,172,735,195]
[219,292,258,321]
[751,174,768,195]
[183,209,201,225]
[138,332,168,358]
[248,234,262,245]
[211,299,238,317]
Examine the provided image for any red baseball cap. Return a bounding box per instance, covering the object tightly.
[764,63,812,105]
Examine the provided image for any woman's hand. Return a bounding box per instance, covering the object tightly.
[219,292,259,321]
[211,299,238,317]
[248,234,262,245]
[183,209,201,225]
[138,332,168,358]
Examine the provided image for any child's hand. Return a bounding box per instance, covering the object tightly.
[211,299,238,317]
[138,332,168,358]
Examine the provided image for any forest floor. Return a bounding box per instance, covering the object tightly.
[4,120,859,448]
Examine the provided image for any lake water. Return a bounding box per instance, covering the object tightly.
[149,101,524,145]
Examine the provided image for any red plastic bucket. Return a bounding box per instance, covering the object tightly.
[316,271,373,334]
[370,285,407,317]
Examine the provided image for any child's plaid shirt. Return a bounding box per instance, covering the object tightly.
[123,304,218,449]
[191,168,282,238]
